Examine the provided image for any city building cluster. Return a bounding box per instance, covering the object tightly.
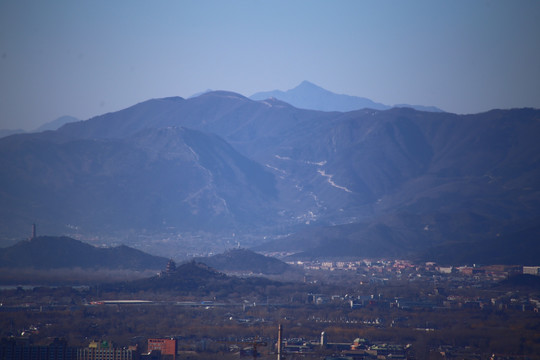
[0,334,414,360]
[295,260,540,314]
[0,338,176,360]
[287,259,536,280]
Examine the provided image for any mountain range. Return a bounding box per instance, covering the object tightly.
[1,83,539,264]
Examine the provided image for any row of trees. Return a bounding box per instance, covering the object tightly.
[2,298,540,357]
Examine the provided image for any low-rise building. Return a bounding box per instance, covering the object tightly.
[146,339,176,360]
[523,266,540,276]
[77,341,139,360]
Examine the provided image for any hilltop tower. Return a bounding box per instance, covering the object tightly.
[166,259,176,274]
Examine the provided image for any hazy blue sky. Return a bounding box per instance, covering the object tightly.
[1,0,539,130]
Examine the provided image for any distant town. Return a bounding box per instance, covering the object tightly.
[2,252,540,360]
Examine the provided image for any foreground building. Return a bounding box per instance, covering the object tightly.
[77,341,138,360]
[146,339,176,360]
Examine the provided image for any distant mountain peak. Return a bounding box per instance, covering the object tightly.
[250,81,443,113]
[250,81,389,112]
[296,80,320,89]
[292,80,334,95]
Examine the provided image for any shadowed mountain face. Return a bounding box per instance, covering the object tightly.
[1,90,540,264]
[0,236,168,270]
[0,125,277,237]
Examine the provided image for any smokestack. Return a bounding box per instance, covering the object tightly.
[277,324,282,360]
[320,331,327,347]
[31,223,36,240]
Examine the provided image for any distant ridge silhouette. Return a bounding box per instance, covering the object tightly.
[250,81,444,112]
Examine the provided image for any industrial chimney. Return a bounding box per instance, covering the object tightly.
[277,324,282,360]
[320,331,327,347]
